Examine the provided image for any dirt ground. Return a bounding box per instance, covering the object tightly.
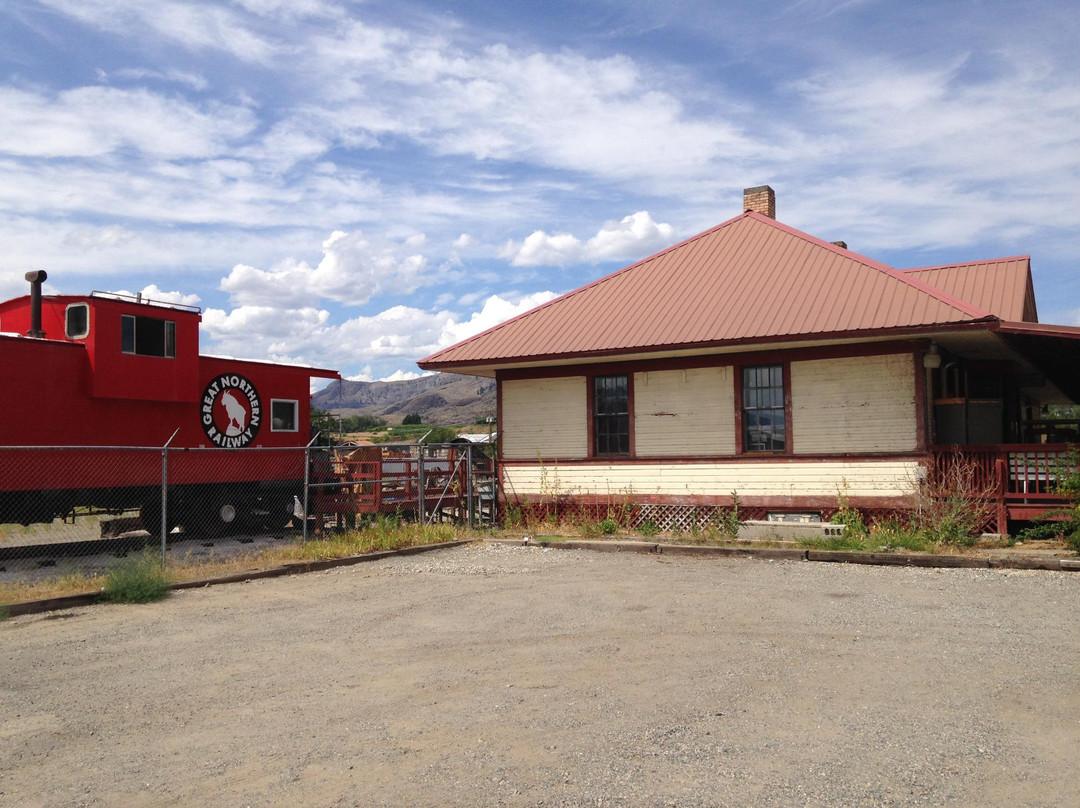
[3,543,1079,808]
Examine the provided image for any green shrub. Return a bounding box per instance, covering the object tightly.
[102,552,172,604]
[829,498,868,539]
[870,518,931,552]
[715,492,741,540]
[637,519,659,538]
[402,413,422,425]
[598,517,619,535]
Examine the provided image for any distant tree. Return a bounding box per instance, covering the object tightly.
[402,413,422,425]
[419,426,458,444]
[340,414,387,432]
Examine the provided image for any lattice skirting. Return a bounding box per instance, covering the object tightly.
[510,501,916,532]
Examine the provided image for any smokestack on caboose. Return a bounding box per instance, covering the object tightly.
[24,270,47,338]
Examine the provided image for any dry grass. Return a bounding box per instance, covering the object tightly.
[0,519,472,606]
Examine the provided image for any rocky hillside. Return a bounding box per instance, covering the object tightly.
[311,372,496,425]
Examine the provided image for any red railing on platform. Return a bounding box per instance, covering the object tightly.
[929,444,1075,527]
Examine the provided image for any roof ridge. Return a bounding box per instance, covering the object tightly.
[422,211,755,363]
[745,212,994,321]
[901,255,1031,273]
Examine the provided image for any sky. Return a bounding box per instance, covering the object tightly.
[2,0,1079,388]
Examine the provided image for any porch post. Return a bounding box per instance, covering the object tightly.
[994,456,1008,535]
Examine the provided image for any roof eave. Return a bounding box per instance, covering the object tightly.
[419,319,1000,375]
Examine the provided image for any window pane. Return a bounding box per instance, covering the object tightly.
[594,374,629,455]
[121,316,135,353]
[272,400,298,431]
[66,304,89,339]
[741,364,785,452]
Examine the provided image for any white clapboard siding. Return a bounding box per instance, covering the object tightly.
[791,354,917,454]
[502,377,587,459]
[504,460,920,499]
[634,367,735,456]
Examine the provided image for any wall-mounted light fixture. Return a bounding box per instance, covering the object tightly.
[922,343,942,369]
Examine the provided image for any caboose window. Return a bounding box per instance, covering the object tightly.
[121,315,176,358]
[65,304,89,339]
[271,399,299,432]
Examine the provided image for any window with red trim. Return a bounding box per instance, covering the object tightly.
[741,365,786,452]
[593,374,630,455]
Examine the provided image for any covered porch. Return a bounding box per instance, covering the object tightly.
[922,322,1080,533]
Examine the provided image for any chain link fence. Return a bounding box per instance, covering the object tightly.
[0,441,497,592]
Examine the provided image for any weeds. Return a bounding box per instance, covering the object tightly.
[913,451,999,546]
[598,517,619,535]
[637,519,659,538]
[101,552,173,604]
[830,487,869,539]
[716,493,741,541]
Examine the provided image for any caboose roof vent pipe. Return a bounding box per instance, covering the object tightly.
[24,270,47,339]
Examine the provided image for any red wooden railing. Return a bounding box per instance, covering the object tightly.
[929,444,1075,529]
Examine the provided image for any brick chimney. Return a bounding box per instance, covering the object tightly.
[743,185,775,219]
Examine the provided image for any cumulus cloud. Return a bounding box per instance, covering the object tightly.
[380,369,430,382]
[438,291,558,346]
[219,229,429,308]
[500,211,676,267]
[198,291,558,379]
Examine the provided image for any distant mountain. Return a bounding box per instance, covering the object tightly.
[311,372,496,426]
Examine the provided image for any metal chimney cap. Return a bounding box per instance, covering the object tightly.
[24,270,48,283]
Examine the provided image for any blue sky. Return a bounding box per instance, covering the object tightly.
[2,0,1078,386]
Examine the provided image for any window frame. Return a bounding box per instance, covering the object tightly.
[121,314,176,358]
[735,362,792,455]
[270,399,300,433]
[65,303,90,340]
[589,373,633,457]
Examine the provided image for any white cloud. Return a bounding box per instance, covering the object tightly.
[313,37,768,190]
[35,0,282,63]
[500,211,676,267]
[783,54,1080,248]
[219,229,430,308]
[197,291,558,379]
[438,291,558,347]
[62,225,134,250]
[452,233,473,249]
[379,369,429,382]
[111,67,210,91]
[104,284,201,307]
[0,86,255,159]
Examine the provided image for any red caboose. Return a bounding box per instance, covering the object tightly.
[0,271,339,534]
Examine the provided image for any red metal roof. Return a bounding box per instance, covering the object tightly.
[902,257,1036,323]
[420,212,999,371]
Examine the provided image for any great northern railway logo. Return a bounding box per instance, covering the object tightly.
[201,374,262,448]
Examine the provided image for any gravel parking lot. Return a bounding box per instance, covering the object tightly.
[2,542,1078,807]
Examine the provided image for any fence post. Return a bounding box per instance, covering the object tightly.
[417,443,426,523]
[491,440,499,526]
[160,429,179,563]
[303,432,319,542]
[466,444,476,529]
